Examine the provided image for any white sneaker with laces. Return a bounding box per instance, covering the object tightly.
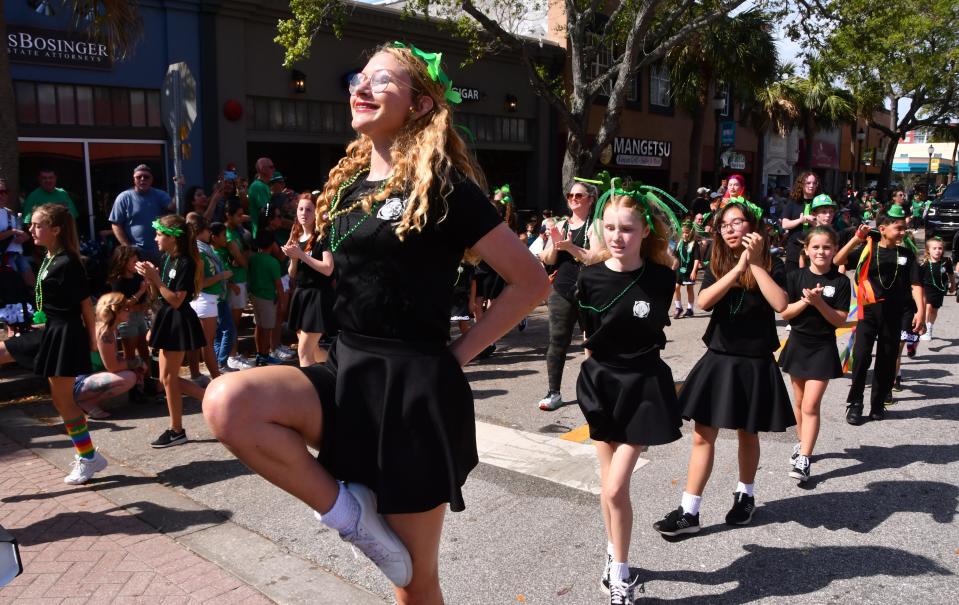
[608,573,641,604]
[538,391,563,411]
[228,355,255,370]
[64,451,108,485]
[271,347,296,362]
[337,483,413,587]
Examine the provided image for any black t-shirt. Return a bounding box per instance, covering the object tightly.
[111,275,144,299]
[295,237,333,290]
[698,239,713,269]
[786,267,851,337]
[159,254,198,303]
[850,235,920,308]
[782,200,810,263]
[576,261,674,364]
[38,251,89,319]
[330,174,501,342]
[689,197,710,217]
[453,262,475,298]
[552,219,590,301]
[676,239,701,274]
[919,258,954,292]
[700,257,787,356]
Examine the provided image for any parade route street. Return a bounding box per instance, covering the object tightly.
[1,302,957,604]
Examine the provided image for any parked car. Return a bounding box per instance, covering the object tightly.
[925,181,959,250]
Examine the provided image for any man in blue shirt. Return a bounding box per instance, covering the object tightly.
[109,164,174,262]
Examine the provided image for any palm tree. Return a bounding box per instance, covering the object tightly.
[0,1,142,202]
[778,66,855,170]
[741,67,801,196]
[666,8,779,194]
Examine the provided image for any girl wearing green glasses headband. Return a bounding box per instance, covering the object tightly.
[203,41,548,598]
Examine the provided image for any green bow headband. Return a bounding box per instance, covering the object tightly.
[574,170,612,195]
[495,184,513,204]
[393,41,461,104]
[592,177,687,237]
[152,220,183,238]
[720,196,764,221]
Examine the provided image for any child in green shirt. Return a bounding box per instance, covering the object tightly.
[248,231,286,366]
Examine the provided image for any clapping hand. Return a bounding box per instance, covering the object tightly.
[281,243,305,260]
[134,261,160,285]
[801,283,824,306]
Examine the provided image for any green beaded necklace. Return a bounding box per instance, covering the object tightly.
[678,239,693,272]
[328,170,387,253]
[928,260,946,292]
[161,256,174,288]
[32,253,56,324]
[578,264,646,313]
[728,288,747,317]
[875,244,899,289]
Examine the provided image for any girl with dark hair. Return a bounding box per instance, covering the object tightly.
[202,42,547,601]
[782,171,821,274]
[135,214,207,448]
[654,200,791,535]
[108,245,151,392]
[0,204,107,484]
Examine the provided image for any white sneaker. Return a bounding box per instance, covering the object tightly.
[271,347,295,362]
[920,324,932,341]
[64,451,108,485]
[538,391,563,411]
[227,355,255,370]
[85,406,111,420]
[338,483,413,587]
[278,344,296,357]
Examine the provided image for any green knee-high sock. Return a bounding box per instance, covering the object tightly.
[64,416,95,460]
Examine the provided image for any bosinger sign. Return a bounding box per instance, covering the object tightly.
[6,26,112,70]
[602,137,672,168]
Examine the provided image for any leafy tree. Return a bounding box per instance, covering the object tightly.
[277,0,755,189]
[777,70,854,169]
[0,0,142,202]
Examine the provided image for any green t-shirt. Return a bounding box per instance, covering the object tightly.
[200,252,225,298]
[247,179,271,238]
[23,187,79,225]
[248,251,281,301]
[911,200,924,217]
[224,227,248,283]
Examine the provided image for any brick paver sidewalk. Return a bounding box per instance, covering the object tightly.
[0,435,272,604]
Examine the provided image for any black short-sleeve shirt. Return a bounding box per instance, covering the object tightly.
[576,261,674,364]
[700,257,787,356]
[295,238,333,290]
[110,275,144,299]
[159,254,197,302]
[849,234,920,308]
[552,220,590,301]
[38,251,89,319]
[782,200,809,263]
[786,267,851,337]
[919,258,954,291]
[676,240,701,273]
[330,174,502,342]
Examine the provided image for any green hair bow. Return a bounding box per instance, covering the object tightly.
[591,177,687,238]
[495,184,513,204]
[574,170,612,195]
[152,219,183,238]
[720,196,764,221]
[393,41,462,104]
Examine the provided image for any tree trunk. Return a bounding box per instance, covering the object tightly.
[0,3,21,204]
[877,136,899,197]
[753,128,766,202]
[560,132,596,197]
[687,103,706,195]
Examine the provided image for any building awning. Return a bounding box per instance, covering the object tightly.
[764,158,791,176]
[892,159,954,174]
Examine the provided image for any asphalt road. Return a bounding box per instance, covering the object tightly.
[3,285,958,603]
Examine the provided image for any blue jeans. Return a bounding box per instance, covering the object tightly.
[214,300,236,366]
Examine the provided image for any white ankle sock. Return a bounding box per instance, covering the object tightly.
[680,491,702,516]
[609,561,629,582]
[686,303,693,310]
[736,481,754,497]
[607,542,615,557]
[674,301,681,309]
[317,482,359,533]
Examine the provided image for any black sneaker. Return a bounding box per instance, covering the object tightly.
[870,407,885,421]
[600,552,612,594]
[517,317,528,332]
[151,428,187,448]
[906,343,917,358]
[884,391,895,407]
[724,492,755,525]
[477,343,497,359]
[845,403,863,425]
[608,573,641,605]
[653,506,700,536]
[789,442,801,465]
[789,455,811,483]
[892,375,903,392]
[683,308,694,318]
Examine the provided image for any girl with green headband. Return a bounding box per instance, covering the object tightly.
[918,237,955,342]
[575,191,682,603]
[654,202,791,537]
[136,213,207,449]
[202,42,548,599]
[0,203,108,485]
[672,221,701,319]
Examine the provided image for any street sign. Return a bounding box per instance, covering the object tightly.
[931,158,941,173]
[160,63,197,214]
[720,120,736,147]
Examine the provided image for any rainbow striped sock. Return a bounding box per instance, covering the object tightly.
[64,416,95,460]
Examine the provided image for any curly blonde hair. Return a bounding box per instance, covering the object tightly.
[592,194,676,268]
[95,292,126,340]
[316,43,486,241]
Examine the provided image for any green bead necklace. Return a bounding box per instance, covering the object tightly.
[161,256,174,288]
[928,260,946,292]
[578,264,646,313]
[678,240,692,272]
[32,253,56,324]
[728,288,747,317]
[328,169,387,253]
[875,244,899,289]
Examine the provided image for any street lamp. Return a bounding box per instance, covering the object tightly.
[927,144,935,198]
[855,127,866,193]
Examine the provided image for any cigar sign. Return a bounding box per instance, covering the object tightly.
[6,25,112,70]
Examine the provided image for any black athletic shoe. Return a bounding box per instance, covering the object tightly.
[870,407,885,421]
[653,506,700,536]
[477,343,497,359]
[906,343,917,358]
[884,391,895,406]
[151,429,187,449]
[845,403,863,425]
[517,317,528,332]
[892,375,903,392]
[789,456,811,483]
[600,552,612,594]
[683,308,694,318]
[608,573,641,605]
[724,492,755,526]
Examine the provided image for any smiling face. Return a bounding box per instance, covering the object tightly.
[879,218,906,244]
[813,206,835,226]
[717,206,751,250]
[805,232,836,271]
[350,51,421,142]
[603,203,649,262]
[566,183,593,213]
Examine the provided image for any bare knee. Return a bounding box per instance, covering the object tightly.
[602,479,631,507]
[202,376,258,445]
[692,430,717,448]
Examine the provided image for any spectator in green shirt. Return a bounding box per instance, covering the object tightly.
[248,230,286,366]
[247,157,275,238]
[23,168,79,225]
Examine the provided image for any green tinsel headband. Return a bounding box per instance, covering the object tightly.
[495,184,513,204]
[590,177,687,237]
[719,196,764,222]
[392,41,462,104]
[574,170,612,195]
[152,220,183,238]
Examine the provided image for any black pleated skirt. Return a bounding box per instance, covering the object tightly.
[680,349,795,433]
[779,330,842,380]
[7,315,92,377]
[288,285,335,334]
[576,353,682,446]
[149,302,205,351]
[924,287,945,309]
[300,331,476,514]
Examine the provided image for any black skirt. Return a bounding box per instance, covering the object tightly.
[300,331,476,514]
[478,271,505,299]
[288,285,335,334]
[149,301,205,351]
[576,353,682,446]
[924,287,945,309]
[450,293,472,321]
[680,349,795,433]
[779,330,842,380]
[9,315,92,377]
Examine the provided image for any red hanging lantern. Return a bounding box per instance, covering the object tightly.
[223,100,243,122]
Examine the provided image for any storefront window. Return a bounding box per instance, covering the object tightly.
[76,86,95,126]
[649,64,671,108]
[13,81,162,129]
[37,83,57,124]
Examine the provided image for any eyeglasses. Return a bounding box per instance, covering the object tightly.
[718,218,747,232]
[348,70,412,95]
[566,192,589,201]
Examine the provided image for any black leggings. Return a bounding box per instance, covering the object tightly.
[847,304,901,410]
[546,289,582,392]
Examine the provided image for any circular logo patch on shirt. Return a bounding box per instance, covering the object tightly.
[823,285,836,298]
[633,300,650,318]
[897,256,907,266]
[168,268,177,278]
[376,197,407,222]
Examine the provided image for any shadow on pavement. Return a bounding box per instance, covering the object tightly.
[812,444,959,484]
[641,544,951,604]
[463,368,538,382]
[155,458,253,489]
